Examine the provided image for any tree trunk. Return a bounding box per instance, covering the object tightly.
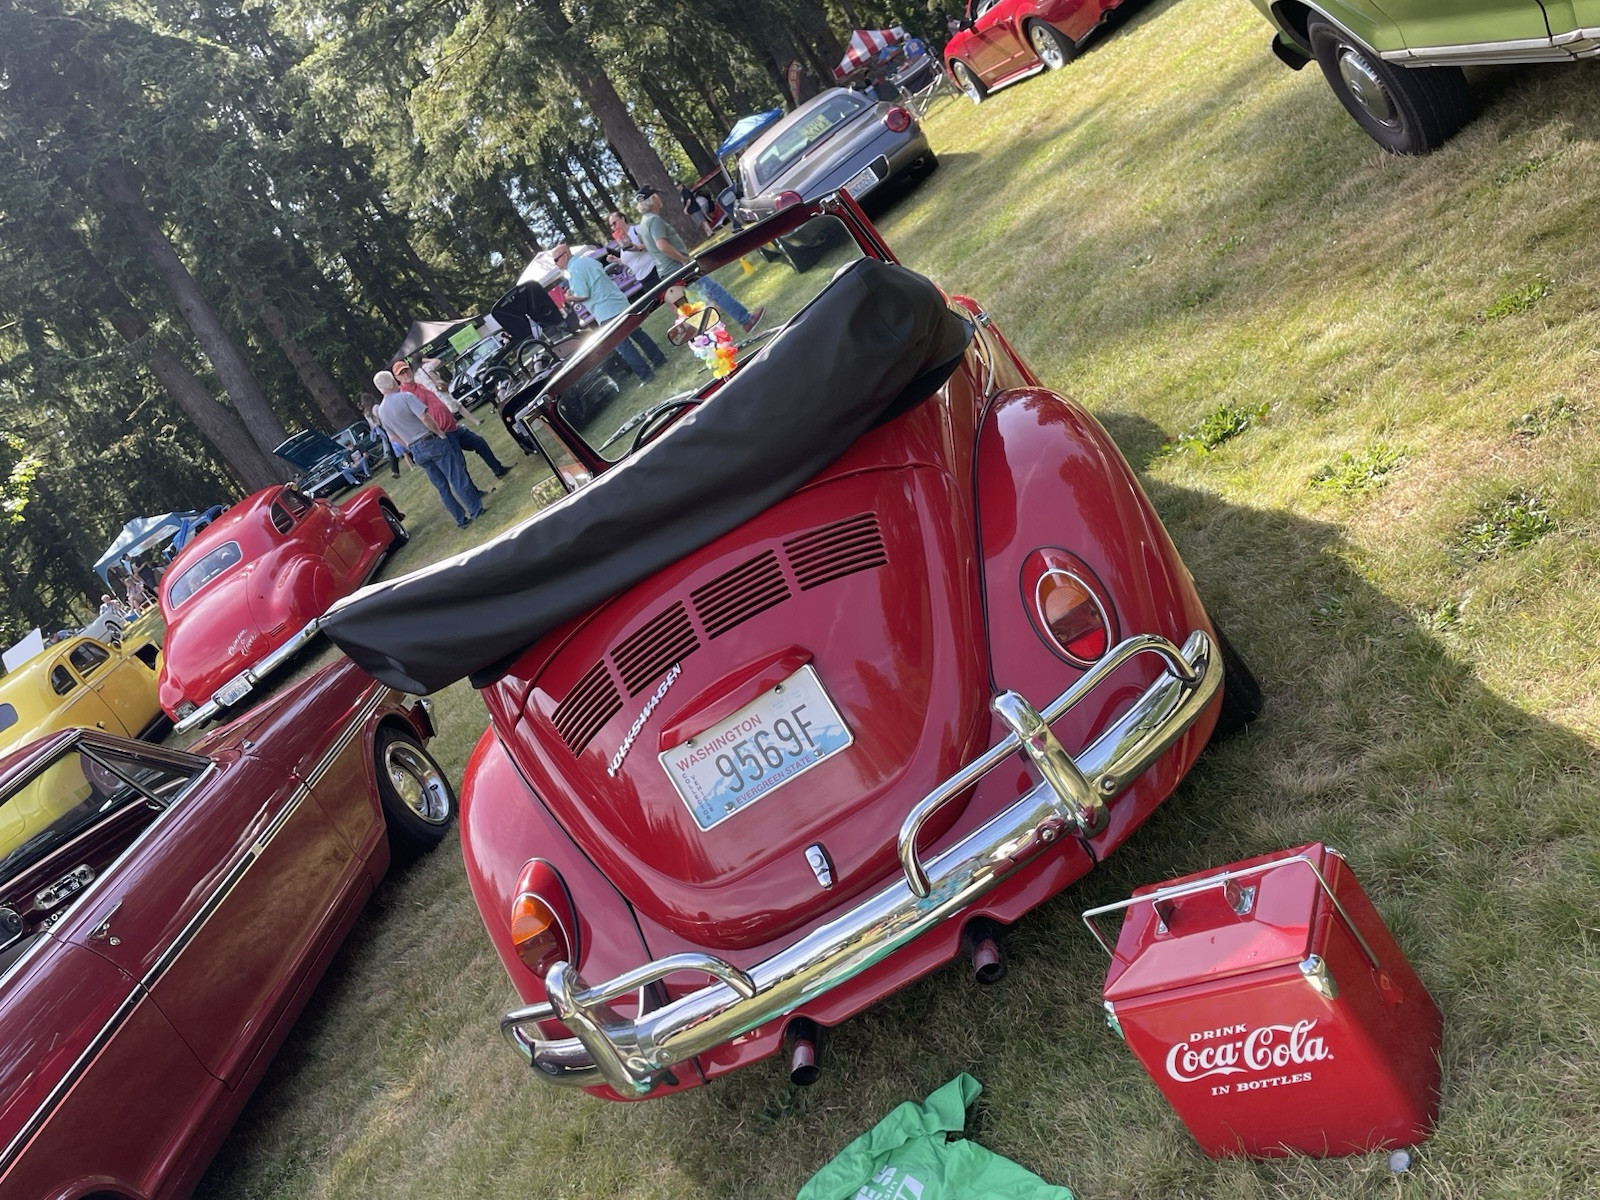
[147,344,286,489]
[572,142,621,216]
[370,197,462,318]
[256,300,358,428]
[606,143,641,193]
[539,6,702,244]
[70,227,284,488]
[640,75,720,178]
[97,161,291,461]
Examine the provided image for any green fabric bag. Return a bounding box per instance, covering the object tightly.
[797,1074,1074,1200]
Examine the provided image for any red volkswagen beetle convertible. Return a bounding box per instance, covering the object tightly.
[159,482,406,731]
[323,197,1260,1101]
[0,658,454,1198]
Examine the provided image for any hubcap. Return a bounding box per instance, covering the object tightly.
[955,65,980,102]
[385,742,451,824]
[1336,47,1396,126]
[1032,27,1063,69]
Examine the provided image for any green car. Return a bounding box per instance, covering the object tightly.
[1248,1,1599,153]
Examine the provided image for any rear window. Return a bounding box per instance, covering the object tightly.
[167,541,243,608]
[747,93,869,190]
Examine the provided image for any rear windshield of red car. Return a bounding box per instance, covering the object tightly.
[167,541,243,608]
[746,93,869,190]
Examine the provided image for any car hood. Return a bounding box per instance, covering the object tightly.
[275,431,346,471]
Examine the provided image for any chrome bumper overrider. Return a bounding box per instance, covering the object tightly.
[173,618,323,733]
[500,630,1219,1094]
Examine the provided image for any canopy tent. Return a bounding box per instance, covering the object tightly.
[92,509,223,584]
[833,27,909,79]
[392,318,468,365]
[715,109,784,159]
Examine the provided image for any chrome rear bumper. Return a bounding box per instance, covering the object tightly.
[501,629,1219,1095]
[173,618,322,733]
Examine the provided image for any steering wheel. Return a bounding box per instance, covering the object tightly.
[629,398,703,454]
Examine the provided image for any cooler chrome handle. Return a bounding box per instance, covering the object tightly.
[1079,848,1382,971]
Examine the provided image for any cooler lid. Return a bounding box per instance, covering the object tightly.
[1101,843,1328,1002]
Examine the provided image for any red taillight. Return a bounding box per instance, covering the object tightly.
[883,106,912,133]
[1022,549,1117,664]
[508,859,576,977]
[774,190,804,210]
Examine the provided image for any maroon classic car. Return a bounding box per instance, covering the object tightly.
[0,657,454,1198]
[322,197,1260,1101]
[944,0,1134,102]
[158,482,406,731]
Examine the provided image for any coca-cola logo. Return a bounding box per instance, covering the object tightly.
[1164,1019,1331,1083]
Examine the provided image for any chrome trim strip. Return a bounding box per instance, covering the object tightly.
[174,617,324,733]
[1382,31,1600,65]
[0,688,387,1175]
[500,630,1217,1094]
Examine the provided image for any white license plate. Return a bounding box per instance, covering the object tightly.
[659,665,853,832]
[844,166,878,199]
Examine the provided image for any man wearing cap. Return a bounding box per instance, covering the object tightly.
[375,369,485,529]
[550,242,666,383]
[392,360,510,485]
[635,187,764,333]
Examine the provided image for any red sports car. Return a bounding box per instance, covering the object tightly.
[944,0,1133,102]
[158,483,406,731]
[0,657,454,1198]
[323,196,1260,1101]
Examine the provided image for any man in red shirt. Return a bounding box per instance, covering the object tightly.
[391,360,512,487]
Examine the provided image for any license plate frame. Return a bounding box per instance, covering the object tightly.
[659,665,853,832]
[844,165,878,199]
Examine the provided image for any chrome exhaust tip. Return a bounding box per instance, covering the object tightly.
[784,1018,823,1086]
[964,917,1006,985]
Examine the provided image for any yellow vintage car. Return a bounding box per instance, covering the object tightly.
[0,634,166,858]
[0,633,166,753]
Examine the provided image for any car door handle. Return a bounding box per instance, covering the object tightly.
[89,900,123,945]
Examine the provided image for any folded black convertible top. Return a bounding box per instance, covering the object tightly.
[321,257,973,694]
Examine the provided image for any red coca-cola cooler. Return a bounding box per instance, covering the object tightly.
[1082,843,1442,1158]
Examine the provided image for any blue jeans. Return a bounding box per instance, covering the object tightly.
[614,328,668,380]
[691,277,751,327]
[410,435,483,526]
[448,426,507,478]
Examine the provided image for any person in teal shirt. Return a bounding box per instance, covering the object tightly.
[552,243,666,383]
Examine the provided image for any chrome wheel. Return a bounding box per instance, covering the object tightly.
[952,61,984,104]
[1031,24,1067,70]
[384,740,452,825]
[1335,46,1396,128]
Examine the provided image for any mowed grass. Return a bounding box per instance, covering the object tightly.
[203,3,1600,1196]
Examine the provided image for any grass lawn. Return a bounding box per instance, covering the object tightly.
[202,2,1600,1196]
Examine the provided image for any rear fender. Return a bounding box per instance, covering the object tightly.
[973,387,1218,848]
[459,729,704,1099]
[335,485,393,546]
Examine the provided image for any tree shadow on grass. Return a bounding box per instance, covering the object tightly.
[648,410,1600,1199]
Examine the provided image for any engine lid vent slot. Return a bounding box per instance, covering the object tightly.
[613,602,699,695]
[552,661,622,754]
[691,550,791,639]
[784,512,887,590]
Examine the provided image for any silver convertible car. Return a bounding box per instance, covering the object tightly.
[732,88,936,225]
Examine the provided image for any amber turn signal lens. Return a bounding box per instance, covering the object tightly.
[1037,570,1108,661]
[509,860,574,977]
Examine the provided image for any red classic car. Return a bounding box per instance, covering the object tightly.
[0,657,454,1198]
[944,0,1134,102]
[322,197,1260,1101]
[158,482,406,731]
